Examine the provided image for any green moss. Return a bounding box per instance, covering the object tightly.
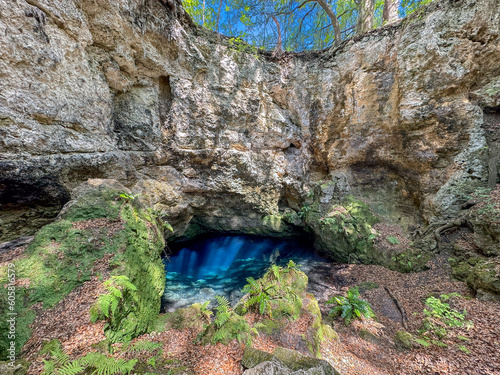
[304,297,324,357]
[0,186,168,359]
[61,188,121,222]
[395,331,414,350]
[200,313,252,345]
[241,347,273,369]
[156,304,205,332]
[307,195,380,264]
[321,324,339,341]
[254,318,284,335]
[262,214,283,231]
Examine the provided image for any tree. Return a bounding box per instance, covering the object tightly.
[356,0,374,33]
[181,0,433,51]
[383,0,399,24]
[311,0,342,45]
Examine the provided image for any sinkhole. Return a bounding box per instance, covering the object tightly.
[161,234,327,312]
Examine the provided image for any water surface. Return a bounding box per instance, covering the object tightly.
[162,235,326,312]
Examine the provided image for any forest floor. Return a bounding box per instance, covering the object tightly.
[4,239,500,375]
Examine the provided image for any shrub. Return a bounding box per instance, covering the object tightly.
[326,287,375,325]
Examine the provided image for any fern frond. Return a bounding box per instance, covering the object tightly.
[215,295,230,314]
[52,348,70,365]
[56,361,84,375]
[42,359,56,375]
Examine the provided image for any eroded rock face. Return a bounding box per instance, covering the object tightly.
[0,0,499,259]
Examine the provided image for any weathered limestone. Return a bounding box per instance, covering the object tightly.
[0,0,499,265]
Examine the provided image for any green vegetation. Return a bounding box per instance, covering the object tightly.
[182,0,435,52]
[326,287,375,325]
[390,250,429,273]
[386,236,400,245]
[90,276,139,336]
[416,294,473,349]
[0,186,168,359]
[199,295,256,346]
[242,260,304,319]
[42,346,137,375]
[309,195,379,264]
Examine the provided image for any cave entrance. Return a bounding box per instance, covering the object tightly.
[161,234,326,312]
[0,177,70,243]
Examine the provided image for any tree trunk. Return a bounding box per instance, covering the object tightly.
[202,0,206,26]
[314,0,341,46]
[357,0,374,34]
[383,0,399,24]
[216,0,223,32]
[271,14,284,57]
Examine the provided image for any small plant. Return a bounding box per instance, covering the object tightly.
[118,193,139,202]
[198,300,213,324]
[228,36,258,56]
[42,347,137,375]
[297,204,312,220]
[416,294,473,348]
[242,277,274,316]
[214,295,231,328]
[326,287,375,325]
[386,236,400,245]
[90,276,138,330]
[201,295,256,346]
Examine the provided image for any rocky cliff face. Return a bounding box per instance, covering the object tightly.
[1,0,499,262]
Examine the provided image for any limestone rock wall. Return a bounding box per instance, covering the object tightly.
[0,0,499,244]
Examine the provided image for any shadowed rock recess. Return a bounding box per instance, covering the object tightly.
[1,1,499,263]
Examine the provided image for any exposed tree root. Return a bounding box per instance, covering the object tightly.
[384,286,408,330]
[434,219,464,251]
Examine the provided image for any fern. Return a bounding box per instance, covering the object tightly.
[80,352,137,375]
[42,349,137,375]
[90,276,138,328]
[198,300,213,323]
[214,295,231,328]
[42,360,57,375]
[327,287,375,325]
[269,264,282,282]
[57,362,85,375]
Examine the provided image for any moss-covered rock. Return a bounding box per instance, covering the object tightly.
[306,194,379,264]
[394,331,414,350]
[242,347,341,375]
[241,347,273,369]
[452,258,500,300]
[0,180,168,359]
[154,304,206,332]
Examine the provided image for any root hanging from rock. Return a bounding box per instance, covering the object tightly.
[434,218,465,251]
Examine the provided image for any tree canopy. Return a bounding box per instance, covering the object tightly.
[183,0,434,52]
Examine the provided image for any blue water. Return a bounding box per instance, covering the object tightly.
[162,235,326,312]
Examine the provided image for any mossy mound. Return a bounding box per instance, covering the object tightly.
[241,346,341,375]
[154,304,207,332]
[0,180,167,359]
[306,193,380,264]
[199,312,253,345]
